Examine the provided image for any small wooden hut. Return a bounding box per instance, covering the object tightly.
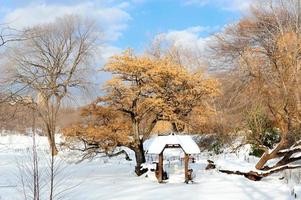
[147,133,200,183]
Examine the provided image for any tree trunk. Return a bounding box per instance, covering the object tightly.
[48,135,58,156]
[172,122,178,132]
[171,122,185,133]
[255,152,271,170]
[255,150,277,170]
[255,129,289,170]
[133,140,147,176]
[46,126,58,156]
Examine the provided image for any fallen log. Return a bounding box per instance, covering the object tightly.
[217,163,301,181]
[219,170,263,181]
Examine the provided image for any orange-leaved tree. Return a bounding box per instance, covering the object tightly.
[63,104,132,161]
[64,49,219,175]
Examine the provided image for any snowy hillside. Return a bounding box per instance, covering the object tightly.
[0,134,299,200]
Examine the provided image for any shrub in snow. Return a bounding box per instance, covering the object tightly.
[209,140,224,155]
[249,130,280,157]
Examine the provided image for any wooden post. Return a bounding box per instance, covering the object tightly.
[158,152,163,183]
[184,153,189,183]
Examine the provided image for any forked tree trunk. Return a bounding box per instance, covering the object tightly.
[255,143,282,170]
[132,140,147,176]
[255,129,289,170]
[255,153,271,170]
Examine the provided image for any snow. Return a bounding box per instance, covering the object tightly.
[292,152,301,158]
[280,147,301,153]
[147,134,200,154]
[293,186,301,199]
[0,134,298,200]
[0,133,61,151]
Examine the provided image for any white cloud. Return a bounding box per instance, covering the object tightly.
[155,26,209,70]
[1,0,133,90]
[97,45,122,65]
[183,0,252,12]
[3,1,131,41]
[157,26,217,52]
[155,26,227,72]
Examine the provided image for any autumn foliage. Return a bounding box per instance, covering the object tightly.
[212,0,301,175]
[3,0,301,182]
[63,49,219,175]
[63,105,131,154]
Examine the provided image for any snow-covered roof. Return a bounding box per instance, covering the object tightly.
[147,134,200,154]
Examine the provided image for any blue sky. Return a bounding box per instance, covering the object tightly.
[115,0,242,50]
[0,0,251,102]
[0,0,250,54]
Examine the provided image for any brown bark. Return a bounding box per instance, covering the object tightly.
[219,169,263,181]
[184,153,189,183]
[48,135,58,156]
[157,152,163,183]
[132,140,147,176]
[171,122,185,132]
[46,127,58,156]
[255,129,289,170]
[220,164,301,181]
[205,160,216,170]
[107,150,131,161]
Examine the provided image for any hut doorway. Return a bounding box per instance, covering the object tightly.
[147,133,200,183]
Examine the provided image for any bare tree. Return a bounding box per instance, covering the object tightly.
[212,0,301,177]
[7,15,97,155]
[0,25,28,109]
[17,132,79,200]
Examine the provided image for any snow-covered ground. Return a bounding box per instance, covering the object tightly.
[0,134,299,200]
